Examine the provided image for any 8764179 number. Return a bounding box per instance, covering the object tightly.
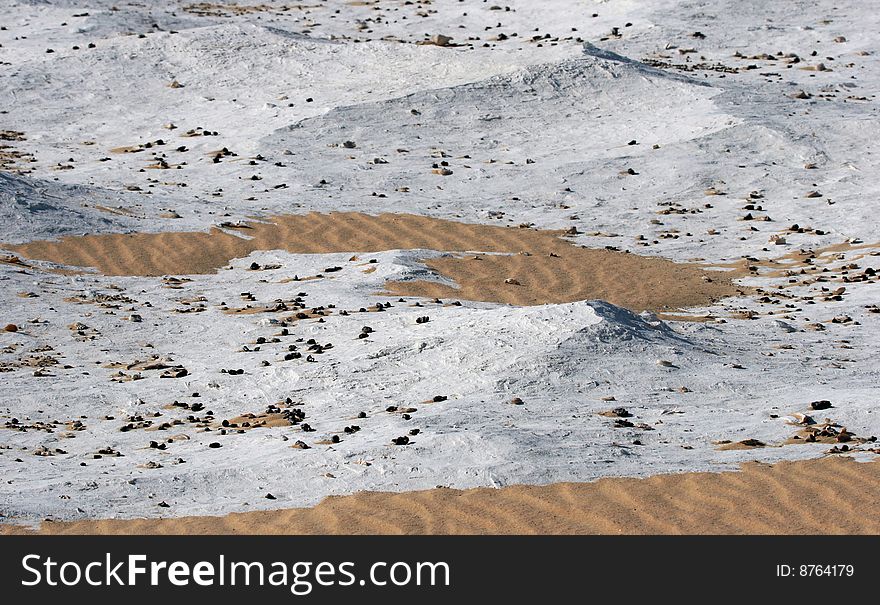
[777,564,854,577]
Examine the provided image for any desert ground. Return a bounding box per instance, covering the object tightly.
[1,0,878,534]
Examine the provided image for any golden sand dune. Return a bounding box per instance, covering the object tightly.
[5,457,877,535]
[5,213,742,311]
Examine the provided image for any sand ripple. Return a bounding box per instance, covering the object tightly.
[6,212,743,311]
[6,457,877,535]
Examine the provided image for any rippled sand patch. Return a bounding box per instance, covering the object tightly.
[5,212,743,311]
[4,457,876,535]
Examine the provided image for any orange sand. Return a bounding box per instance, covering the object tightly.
[3,457,877,535]
[5,212,744,311]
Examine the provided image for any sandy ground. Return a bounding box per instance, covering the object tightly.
[4,456,877,535]
[7,212,744,311]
